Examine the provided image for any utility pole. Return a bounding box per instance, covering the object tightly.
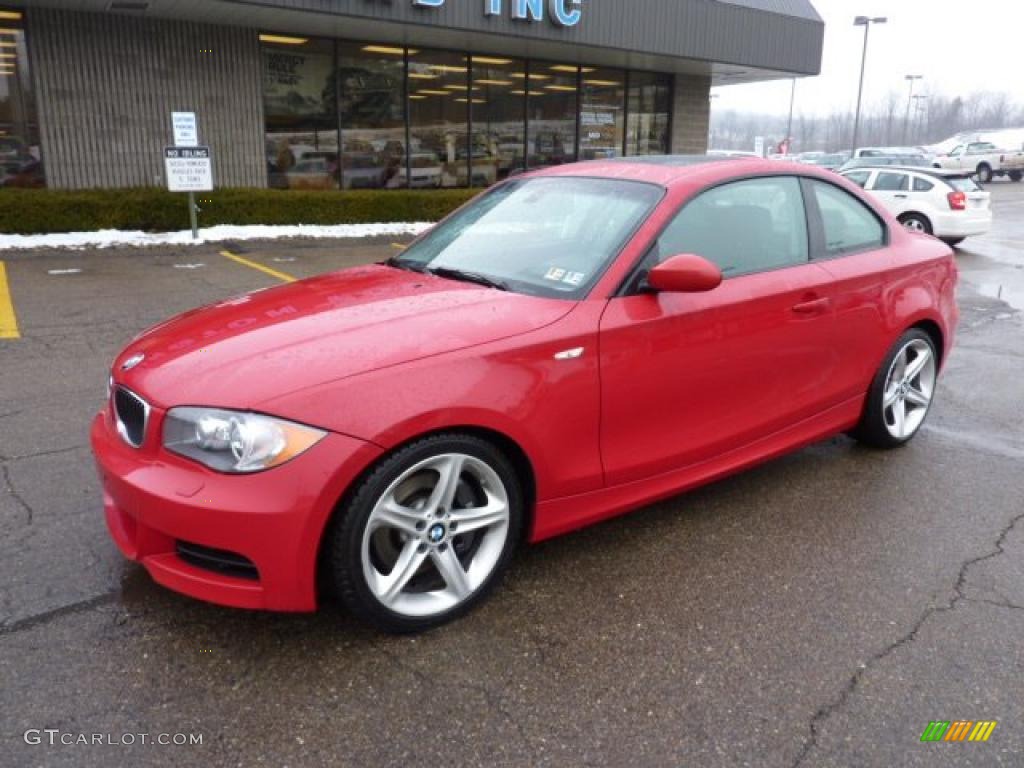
[851,15,887,156]
[903,74,923,144]
[913,94,929,142]
[786,78,796,154]
[708,92,719,150]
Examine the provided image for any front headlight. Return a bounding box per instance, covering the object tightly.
[163,407,326,473]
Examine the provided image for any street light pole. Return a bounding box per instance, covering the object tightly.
[903,74,923,144]
[850,15,887,156]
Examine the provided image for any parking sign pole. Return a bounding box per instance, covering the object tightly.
[188,191,198,240]
[168,112,208,241]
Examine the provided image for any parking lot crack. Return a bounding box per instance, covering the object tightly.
[964,595,1024,612]
[3,443,87,463]
[791,509,1024,767]
[379,645,535,753]
[0,591,119,636]
[1,464,33,525]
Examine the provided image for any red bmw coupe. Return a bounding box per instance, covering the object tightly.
[92,157,958,632]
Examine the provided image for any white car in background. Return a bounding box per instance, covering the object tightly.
[852,146,928,160]
[840,166,991,246]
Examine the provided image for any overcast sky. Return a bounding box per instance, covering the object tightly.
[711,0,1024,116]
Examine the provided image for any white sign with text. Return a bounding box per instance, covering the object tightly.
[171,112,198,147]
[164,146,213,192]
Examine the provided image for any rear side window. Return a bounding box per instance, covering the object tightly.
[843,171,871,188]
[874,172,909,191]
[948,177,980,193]
[656,176,808,277]
[912,177,935,192]
[809,181,885,257]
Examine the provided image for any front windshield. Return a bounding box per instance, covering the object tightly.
[392,176,664,299]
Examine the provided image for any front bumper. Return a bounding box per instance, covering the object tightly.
[91,408,381,611]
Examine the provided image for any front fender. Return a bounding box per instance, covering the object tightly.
[260,303,606,502]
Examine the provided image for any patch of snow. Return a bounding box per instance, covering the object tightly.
[0,223,433,251]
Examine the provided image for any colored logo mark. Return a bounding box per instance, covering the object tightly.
[921,720,997,742]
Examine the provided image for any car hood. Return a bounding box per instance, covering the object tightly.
[114,264,574,410]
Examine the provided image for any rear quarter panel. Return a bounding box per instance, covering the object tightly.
[816,226,957,398]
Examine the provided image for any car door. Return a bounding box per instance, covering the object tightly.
[802,178,891,401]
[944,145,965,170]
[598,175,840,486]
[867,170,911,217]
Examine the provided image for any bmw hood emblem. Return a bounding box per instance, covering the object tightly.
[121,353,145,371]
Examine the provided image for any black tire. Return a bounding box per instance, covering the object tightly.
[898,212,932,235]
[328,433,524,633]
[941,237,966,247]
[850,328,938,449]
[976,163,993,183]
[1009,171,1023,182]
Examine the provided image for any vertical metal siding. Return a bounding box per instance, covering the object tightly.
[27,8,266,189]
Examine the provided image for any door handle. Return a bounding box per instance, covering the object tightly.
[791,297,831,315]
[894,194,908,198]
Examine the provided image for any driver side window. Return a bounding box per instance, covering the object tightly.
[655,176,809,277]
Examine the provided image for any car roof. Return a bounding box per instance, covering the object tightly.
[841,165,971,180]
[527,155,819,187]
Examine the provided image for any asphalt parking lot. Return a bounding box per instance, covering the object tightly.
[1,183,1023,768]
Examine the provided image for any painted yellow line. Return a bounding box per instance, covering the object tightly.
[0,261,20,340]
[220,250,296,283]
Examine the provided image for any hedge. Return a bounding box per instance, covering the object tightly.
[0,187,480,235]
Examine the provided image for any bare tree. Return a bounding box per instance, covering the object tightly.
[708,89,1023,153]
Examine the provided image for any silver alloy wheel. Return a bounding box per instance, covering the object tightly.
[882,338,937,439]
[902,217,926,233]
[360,453,510,618]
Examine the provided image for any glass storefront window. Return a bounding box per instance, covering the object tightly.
[626,72,672,156]
[527,62,577,169]
[259,31,675,190]
[0,10,44,188]
[262,36,338,190]
[338,42,406,190]
[406,49,468,189]
[579,67,625,160]
[469,55,525,187]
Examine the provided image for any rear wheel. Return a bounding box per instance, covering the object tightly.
[898,213,932,235]
[851,329,938,449]
[329,434,523,633]
[976,163,993,183]
[941,237,966,247]
[1009,171,1023,182]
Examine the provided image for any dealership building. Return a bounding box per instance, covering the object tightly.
[1,0,822,191]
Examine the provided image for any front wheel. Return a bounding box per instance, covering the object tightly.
[976,164,993,183]
[851,329,938,449]
[329,434,523,633]
[941,237,966,247]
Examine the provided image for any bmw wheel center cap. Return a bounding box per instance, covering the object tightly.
[428,523,446,544]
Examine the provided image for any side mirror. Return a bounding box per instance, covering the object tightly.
[645,253,723,293]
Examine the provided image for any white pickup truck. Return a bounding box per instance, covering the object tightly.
[932,140,1024,183]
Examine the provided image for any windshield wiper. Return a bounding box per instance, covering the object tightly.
[385,256,426,273]
[426,266,508,291]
